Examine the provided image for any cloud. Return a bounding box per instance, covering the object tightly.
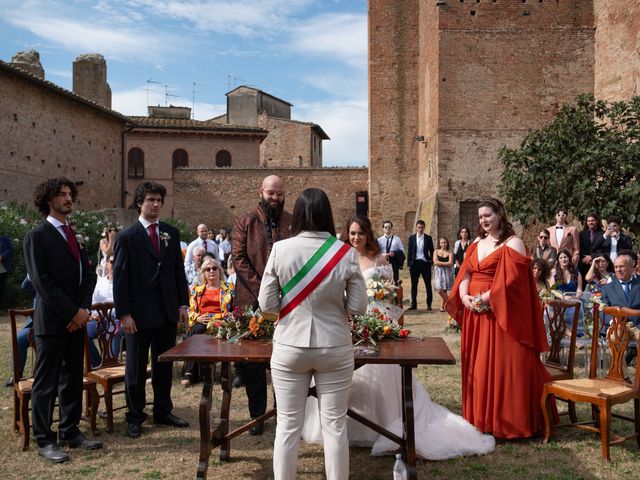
[289,13,367,69]
[300,71,367,100]
[295,99,367,167]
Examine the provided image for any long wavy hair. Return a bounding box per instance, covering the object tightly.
[345,215,380,255]
[475,198,516,246]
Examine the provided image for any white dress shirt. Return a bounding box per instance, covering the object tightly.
[185,238,219,267]
[415,234,426,261]
[377,235,404,254]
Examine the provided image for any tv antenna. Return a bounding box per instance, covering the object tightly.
[192,82,207,119]
[145,79,163,107]
[227,74,245,91]
[163,84,179,107]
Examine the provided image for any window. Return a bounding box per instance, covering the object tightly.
[216,149,232,167]
[172,148,189,168]
[127,147,144,178]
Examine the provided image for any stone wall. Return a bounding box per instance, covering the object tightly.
[172,167,368,233]
[0,65,126,210]
[368,0,420,238]
[73,54,112,109]
[594,0,640,101]
[258,114,318,168]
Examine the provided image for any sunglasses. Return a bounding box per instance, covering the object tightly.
[204,267,218,272]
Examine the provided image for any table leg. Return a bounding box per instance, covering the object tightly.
[212,361,232,461]
[197,363,213,480]
[402,365,417,480]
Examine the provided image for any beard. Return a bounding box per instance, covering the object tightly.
[260,197,284,220]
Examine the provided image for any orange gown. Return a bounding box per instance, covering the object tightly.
[445,242,552,438]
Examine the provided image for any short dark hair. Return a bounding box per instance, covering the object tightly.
[33,177,77,217]
[416,220,425,227]
[607,214,622,226]
[555,206,568,215]
[290,188,336,236]
[383,220,393,228]
[345,215,379,255]
[131,181,166,213]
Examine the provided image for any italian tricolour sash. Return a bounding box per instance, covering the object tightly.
[279,236,351,320]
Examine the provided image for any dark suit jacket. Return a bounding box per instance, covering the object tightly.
[113,221,189,330]
[0,235,13,272]
[593,232,633,258]
[407,233,434,269]
[23,221,95,335]
[601,276,640,324]
[232,206,292,308]
[579,229,604,260]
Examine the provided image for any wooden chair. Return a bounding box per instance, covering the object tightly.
[542,298,581,423]
[9,308,99,451]
[84,302,150,432]
[541,306,640,463]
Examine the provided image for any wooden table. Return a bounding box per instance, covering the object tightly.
[159,335,456,480]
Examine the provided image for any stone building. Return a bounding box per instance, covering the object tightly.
[369,0,639,241]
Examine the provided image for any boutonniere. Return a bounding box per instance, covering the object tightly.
[159,231,171,247]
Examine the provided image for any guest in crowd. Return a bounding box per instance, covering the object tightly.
[185,246,206,287]
[446,198,552,438]
[185,224,219,270]
[232,174,292,435]
[407,220,434,310]
[226,254,237,286]
[259,187,367,480]
[97,225,118,277]
[578,212,603,282]
[113,181,190,439]
[532,258,553,294]
[376,220,405,284]
[433,237,454,312]
[0,233,13,306]
[584,252,612,293]
[206,228,216,242]
[24,177,100,462]
[594,214,633,266]
[531,229,557,267]
[453,226,471,277]
[182,257,233,387]
[552,249,583,294]
[218,228,232,269]
[547,207,579,265]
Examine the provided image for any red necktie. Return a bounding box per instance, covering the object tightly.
[62,224,80,262]
[148,224,160,254]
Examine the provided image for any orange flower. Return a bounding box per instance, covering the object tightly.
[375,290,385,300]
[383,325,392,336]
[249,317,260,335]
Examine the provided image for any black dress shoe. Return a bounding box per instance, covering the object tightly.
[153,413,189,428]
[59,434,102,450]
[232,375,244,389]
[126,423,141,439]
[407,305,417,311]
[249,422,264,436]
[38,443,70,463]
[4,376,13,387]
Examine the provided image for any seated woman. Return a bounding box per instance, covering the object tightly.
[552,249,583,295]
[532,258,553,294]
[584,252,612,293]
[182,257,233,387]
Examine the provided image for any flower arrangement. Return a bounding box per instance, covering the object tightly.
[583,291,605,338]
[445,315,461,334]
[350,308,410,347]
[470,294,491,313]
[365,275,398,303]
[206,306,275,343]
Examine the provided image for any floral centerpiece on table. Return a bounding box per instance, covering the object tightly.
[350,308,410,349]
[206,306,275,343]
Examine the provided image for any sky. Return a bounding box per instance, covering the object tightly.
[0,0,368,167]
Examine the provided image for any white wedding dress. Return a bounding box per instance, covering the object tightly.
[301,264,495,460]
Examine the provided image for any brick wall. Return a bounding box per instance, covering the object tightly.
[258,114,315,168]
[172,167,368,233]
[594,0,640,101]
[0,68,125,210]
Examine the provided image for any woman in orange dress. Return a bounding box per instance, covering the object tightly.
[445,198,553,438]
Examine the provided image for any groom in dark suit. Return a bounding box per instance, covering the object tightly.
[407,219,434,310]
[113,181,189,438]
[24,177,100,463]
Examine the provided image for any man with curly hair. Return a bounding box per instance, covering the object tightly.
[23,177,100,463]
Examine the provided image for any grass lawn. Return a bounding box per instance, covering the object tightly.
[0,273,639,479]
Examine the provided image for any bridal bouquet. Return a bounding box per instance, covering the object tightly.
[206,306,275,343]
[365,275,398,303]
[350,308,410,348]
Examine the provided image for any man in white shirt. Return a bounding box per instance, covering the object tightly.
[185,224,219,269]
[217,229,232,268]
[377,220,405,284]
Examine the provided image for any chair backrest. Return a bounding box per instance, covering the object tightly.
[8,308,35,382]
[599,306,640,387]
[86,302,121,369]
[543,298,581,374]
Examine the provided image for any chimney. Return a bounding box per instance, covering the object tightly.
[73,53,112,109]
[11,50,45,79]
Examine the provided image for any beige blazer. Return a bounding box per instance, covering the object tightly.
[547,225,580,264]
[258,231,367,348]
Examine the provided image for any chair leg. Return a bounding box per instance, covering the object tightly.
[541,390,553,442]
[13,391,19,431]
[634,398,640,448]
[568,400,578,424]
[20,397,30,451]
[599,405,611,463]
[104,389,114,433]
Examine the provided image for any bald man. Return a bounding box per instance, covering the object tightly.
[185,223,219,268]
[232,175,292,435]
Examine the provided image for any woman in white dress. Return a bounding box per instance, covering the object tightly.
[302,216,495,460]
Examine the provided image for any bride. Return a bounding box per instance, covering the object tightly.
[301,215,495,460]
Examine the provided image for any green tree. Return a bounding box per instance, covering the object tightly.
[499,94,640,240]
